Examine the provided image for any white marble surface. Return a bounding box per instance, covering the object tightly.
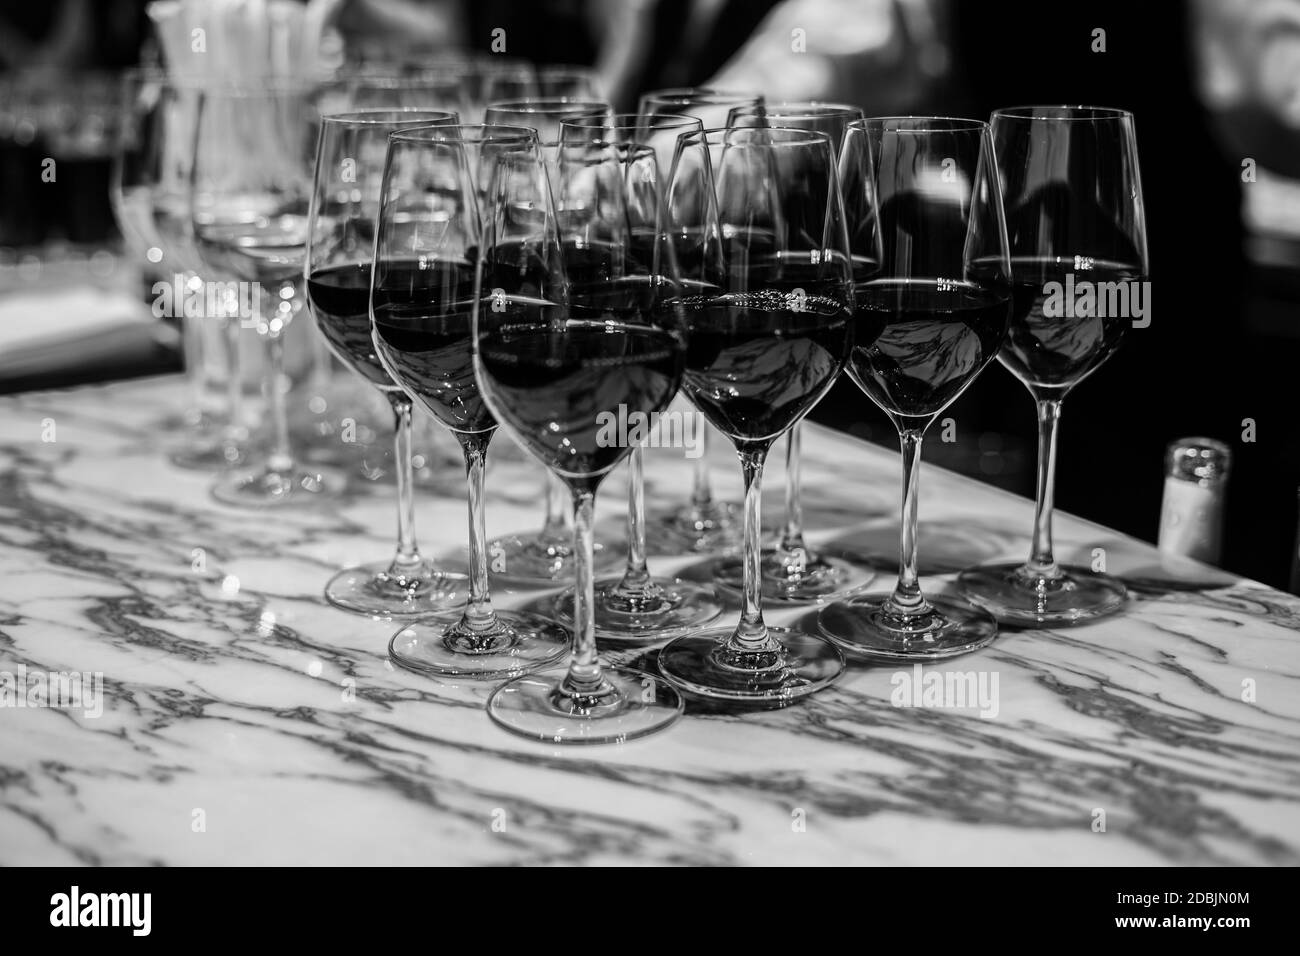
[1,376,1298,865]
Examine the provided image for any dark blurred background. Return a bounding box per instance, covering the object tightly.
[1,0,1296,588]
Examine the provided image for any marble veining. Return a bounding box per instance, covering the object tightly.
[1,376,1298,865]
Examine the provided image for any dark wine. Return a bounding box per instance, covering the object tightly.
[307,262,397,391]
[477,320,684,481]
[371,259,492,433]
[678,280,851,443]
[564,240,673,320]
[999,256,1139,390]
[847,278,1010,421]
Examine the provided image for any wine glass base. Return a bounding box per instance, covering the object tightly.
[211,463,345,507]
[656,627,845,702]
[168,438,247,471]
[712,548,874,604]
[324,560,468,618]
[388,610,568,680]
[551,576,723,642]
[817,592,998,661]
[486,532,621,588]
[487,665,683,744]
[657,502,742,554]
[956,562,1128,626]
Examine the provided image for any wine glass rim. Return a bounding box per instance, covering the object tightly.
[350,71,461,88]
[730,101,864,119]
[687,126,835,148]
[852,116,989,132]
[323,109,459,127]
[125,71,310,91]
[337,63,459,77]
[560,111,701,129]
[196,78,323,96]
[388,122,539,145]
[991,104,1135,121]
[484,97,610,113]
[641,87,762,105]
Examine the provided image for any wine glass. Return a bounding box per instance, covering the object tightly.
[546,124,721,641]
[305,109,467,616]
[479,96,619,587]
[373,124,569,678]
[957,106,1148,625]
[656,127,850,701]
[713,101,873,603]
[191,83,343,506]
[639,90,763,554]
[817,117,1011,658]
[115,70,246,470]
[476,140,686,743]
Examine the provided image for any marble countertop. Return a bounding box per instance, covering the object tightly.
[1,375,1298,866]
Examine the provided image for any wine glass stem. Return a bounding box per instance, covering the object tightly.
[180,311,207,423]
[779,423,807,556]
[563,487,605,694]
[457,431,497,632]
[616,444,652,591]
[541,471,572,544]
[691,429,713,510]
[263,330,292,474]
[732,442,772,651]
[891,429,926,614]
[1027,398,1063,578]
[388,394,422,573]
[221,313,244,446]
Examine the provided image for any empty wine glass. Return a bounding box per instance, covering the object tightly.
[115,70,246,470]
[817,117,1012,659]
[191,82,343,506]
[306,109,467,616]
[374,124,568,677]
[713,101,873,603]
[546,124,721,641]
[476,141,686,743]
[957,106,1148,625]
[656,127,850,701]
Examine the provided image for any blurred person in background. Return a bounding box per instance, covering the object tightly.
[0,0,146,72]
